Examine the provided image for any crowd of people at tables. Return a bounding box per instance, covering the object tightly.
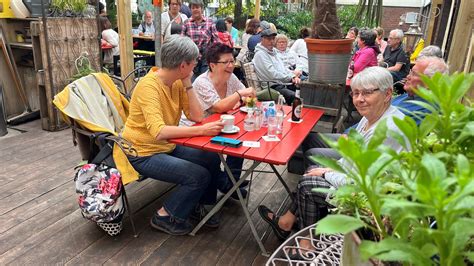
[98,0,450,251]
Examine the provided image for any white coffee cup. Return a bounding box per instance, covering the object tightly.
[221,114,235,132]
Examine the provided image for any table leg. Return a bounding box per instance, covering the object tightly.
[270,164,295,203]
[189,157,258,229]
[219,154,270,256]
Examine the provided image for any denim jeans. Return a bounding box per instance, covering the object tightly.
[192,58,209,82]
[128,145,222,222]
[217,155,244,192]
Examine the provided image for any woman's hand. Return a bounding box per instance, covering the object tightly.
[200,120,224,136]
[304,167,332,177]
[182,71,193,88]
[238,87,256,98]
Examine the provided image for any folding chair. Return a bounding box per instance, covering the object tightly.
[242,62,283,102]
[53,73,143,237]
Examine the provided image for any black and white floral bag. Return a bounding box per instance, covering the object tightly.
[74,136,125,236]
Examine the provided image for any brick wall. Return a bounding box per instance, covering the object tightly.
[380,6,420,38]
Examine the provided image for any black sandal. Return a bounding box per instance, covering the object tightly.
[258,205,291,240]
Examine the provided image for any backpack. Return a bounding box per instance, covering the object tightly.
[75,163,124,223]
[74,134,125,236]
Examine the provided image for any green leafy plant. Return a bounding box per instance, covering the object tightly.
[337,5,370,34]
[313,73,474,265]
[51,0,88,16]
[274,11,312,40]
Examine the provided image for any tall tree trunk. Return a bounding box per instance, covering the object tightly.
[234,0,245,29]
[312,0,342,39]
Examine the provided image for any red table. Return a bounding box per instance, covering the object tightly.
[170,106,323,255]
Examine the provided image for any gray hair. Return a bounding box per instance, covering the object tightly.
[390,29,404,39]
[418,45,443,59]
[161,35,199,69]
[275,34,288,43]
[417,56,449,76]
[351,66,393,92]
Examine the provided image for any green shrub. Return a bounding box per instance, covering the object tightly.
[314,73,474,265]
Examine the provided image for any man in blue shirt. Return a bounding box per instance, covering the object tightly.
[395,56,449,124]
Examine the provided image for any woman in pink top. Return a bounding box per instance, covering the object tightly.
[347,28,380,82]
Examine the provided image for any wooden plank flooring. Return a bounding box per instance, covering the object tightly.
[0,120,299,265]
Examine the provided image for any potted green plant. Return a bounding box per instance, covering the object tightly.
[313,72,474,265]
[304,0,353,83]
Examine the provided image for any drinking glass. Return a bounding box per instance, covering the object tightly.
[267,116,277,138]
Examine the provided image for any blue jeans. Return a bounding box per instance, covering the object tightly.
[128,145,222,222]
[217,156,244,191]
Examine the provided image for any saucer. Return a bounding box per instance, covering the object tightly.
[221,125,240,134]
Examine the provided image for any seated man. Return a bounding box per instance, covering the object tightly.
[138,10,155,36]
[137,10,155,51]
[252,28,301,104]
[382,29,410,83]
[393,56,449,125]
[259,67,407,241]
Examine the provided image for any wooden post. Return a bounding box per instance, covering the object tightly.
[446,0,474,73]
[154,0,162,67]
[255,0,261,20]
[117,0,134,91]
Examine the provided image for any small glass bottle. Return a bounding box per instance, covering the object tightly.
[243,109,255,131]
[254,107,262,130]
[276,95,285,134]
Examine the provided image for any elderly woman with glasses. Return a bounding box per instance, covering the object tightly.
[181,43,256,198]
[123,36,226,236]
[259,67,407,242]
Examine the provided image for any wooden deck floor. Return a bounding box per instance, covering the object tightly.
[0,120,298,265]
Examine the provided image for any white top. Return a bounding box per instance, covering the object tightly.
[138,22,155,35]
[160,11,188,39]
[289,39,308,72]
[180,71,245,126]
[324,105,407,188]
[101,29,120,64]
[290,39,307,58]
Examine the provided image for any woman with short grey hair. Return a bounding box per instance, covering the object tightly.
[122,35,226,236]
[259,67,407,242]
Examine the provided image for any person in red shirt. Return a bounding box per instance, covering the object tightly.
[215,19,233,48]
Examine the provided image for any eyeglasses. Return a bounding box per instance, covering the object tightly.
[170,2,180,6]
[408,69,421,77]
[215,60,235,65]
[349,88,380,98]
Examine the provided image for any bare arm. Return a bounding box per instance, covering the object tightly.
[210,87,256,113]
[387,63,403,72]
[182,73,204,122]
[156,120,224,141]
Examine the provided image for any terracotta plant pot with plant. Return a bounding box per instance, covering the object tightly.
[304,0,353,84]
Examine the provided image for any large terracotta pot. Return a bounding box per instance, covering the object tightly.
[304,38,353,84]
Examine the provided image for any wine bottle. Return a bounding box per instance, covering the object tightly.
[291,89,302,122]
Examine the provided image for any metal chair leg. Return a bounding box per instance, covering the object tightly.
[121,185,138,238]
